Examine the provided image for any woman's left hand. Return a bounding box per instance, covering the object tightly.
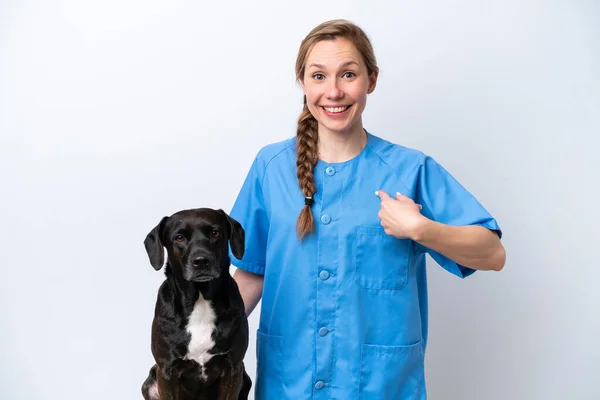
[375,190,426,240]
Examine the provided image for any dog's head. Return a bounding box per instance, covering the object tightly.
[143,208,245,282]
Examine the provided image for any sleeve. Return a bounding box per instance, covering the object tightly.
[228,156,269,275]
[414,156,502,278]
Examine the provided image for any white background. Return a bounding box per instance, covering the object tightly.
[1,1,599,399]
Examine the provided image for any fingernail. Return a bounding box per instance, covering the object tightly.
[375,191,379,196]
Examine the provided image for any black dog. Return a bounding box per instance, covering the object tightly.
[141,208,252,400]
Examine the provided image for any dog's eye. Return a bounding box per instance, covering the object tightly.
[174,234,185,243]
[211,230,221,239]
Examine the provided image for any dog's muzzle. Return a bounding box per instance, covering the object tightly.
[183,254,220,282]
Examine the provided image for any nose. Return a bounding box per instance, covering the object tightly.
[326,79,344,100]
[192,256,211,268]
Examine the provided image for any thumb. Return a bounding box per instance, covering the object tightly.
[375,190,391,201]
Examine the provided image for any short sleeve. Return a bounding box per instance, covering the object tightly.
[415,156,502,278]
[228,156,269,275]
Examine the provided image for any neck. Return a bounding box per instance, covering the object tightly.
[317,121,367,163]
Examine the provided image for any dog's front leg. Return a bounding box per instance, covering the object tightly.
[216,375,236,400]
[238,366,252,400]
[215,365,243,400]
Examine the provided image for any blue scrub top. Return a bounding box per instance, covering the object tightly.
[230,132,501,399]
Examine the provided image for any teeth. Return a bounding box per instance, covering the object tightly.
[324,106,349,113]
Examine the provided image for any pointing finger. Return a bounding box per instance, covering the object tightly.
[375,190,391,201]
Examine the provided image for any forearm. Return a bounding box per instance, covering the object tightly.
[413,218,505,271]
[233,268,264,316]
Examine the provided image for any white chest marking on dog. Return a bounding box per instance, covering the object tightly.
[185,294,217,371]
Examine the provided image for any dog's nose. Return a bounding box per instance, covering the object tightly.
[192,256,211,268]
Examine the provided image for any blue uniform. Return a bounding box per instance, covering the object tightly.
[230,132,501,399]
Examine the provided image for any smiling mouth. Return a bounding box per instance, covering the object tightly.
[322,105,351,114]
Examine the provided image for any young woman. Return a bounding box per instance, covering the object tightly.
[230,19,505,400]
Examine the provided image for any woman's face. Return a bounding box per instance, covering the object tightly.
[302,37,377,137]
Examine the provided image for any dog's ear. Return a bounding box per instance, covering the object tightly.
[220,210,245,260]
[144,216,168,271]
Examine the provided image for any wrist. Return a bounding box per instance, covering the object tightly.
[410,215,433,242]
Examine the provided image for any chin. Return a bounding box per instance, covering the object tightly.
[320,122,359,136]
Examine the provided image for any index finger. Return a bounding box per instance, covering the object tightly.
[375,190,391,201]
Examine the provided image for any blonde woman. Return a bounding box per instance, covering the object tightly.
[230,19,505,399]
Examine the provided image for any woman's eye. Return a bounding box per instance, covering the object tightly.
[174,235,185,243]
[343,71,356,78]
[211,230,221,239]
[313,73,325,80]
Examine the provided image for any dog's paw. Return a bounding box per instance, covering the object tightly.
[147,382,159,400]
[141,365,160,400]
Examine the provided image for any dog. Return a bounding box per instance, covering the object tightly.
[141,208,252,400]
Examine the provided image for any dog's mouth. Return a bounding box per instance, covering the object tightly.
[190,274,220,283]
[183,266,221,283]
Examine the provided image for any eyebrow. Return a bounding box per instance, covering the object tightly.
[307,60,360,69]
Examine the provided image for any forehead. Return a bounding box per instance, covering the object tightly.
[305,37,364,68]
[166,209,223,230]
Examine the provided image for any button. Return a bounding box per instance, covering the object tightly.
[320,214,331,224]
[319,270,330,280]
[314,381,325,390]
[319,327,329,336]
[325,166,336,176]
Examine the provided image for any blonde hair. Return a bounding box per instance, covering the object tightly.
[294,19,379,239]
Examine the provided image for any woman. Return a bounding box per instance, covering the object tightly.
[229,19,505,399]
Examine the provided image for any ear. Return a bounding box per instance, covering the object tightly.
[220,210,245,260]
[144,216,168,271]
[367,70,378,94]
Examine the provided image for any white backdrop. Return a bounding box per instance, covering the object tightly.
[1,1,599,399]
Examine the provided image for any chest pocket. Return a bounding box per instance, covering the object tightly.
[354,226,412,290]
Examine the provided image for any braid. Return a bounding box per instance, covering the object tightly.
[293,19,379,239]
[296,98,319,239]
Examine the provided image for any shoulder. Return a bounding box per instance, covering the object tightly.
[243,137,296,187]
[252,137,296,172]
[365,131,431,172]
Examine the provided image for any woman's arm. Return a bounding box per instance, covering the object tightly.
[233,268,265,316]
[376,190,505,271]
[413,221,505,271]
